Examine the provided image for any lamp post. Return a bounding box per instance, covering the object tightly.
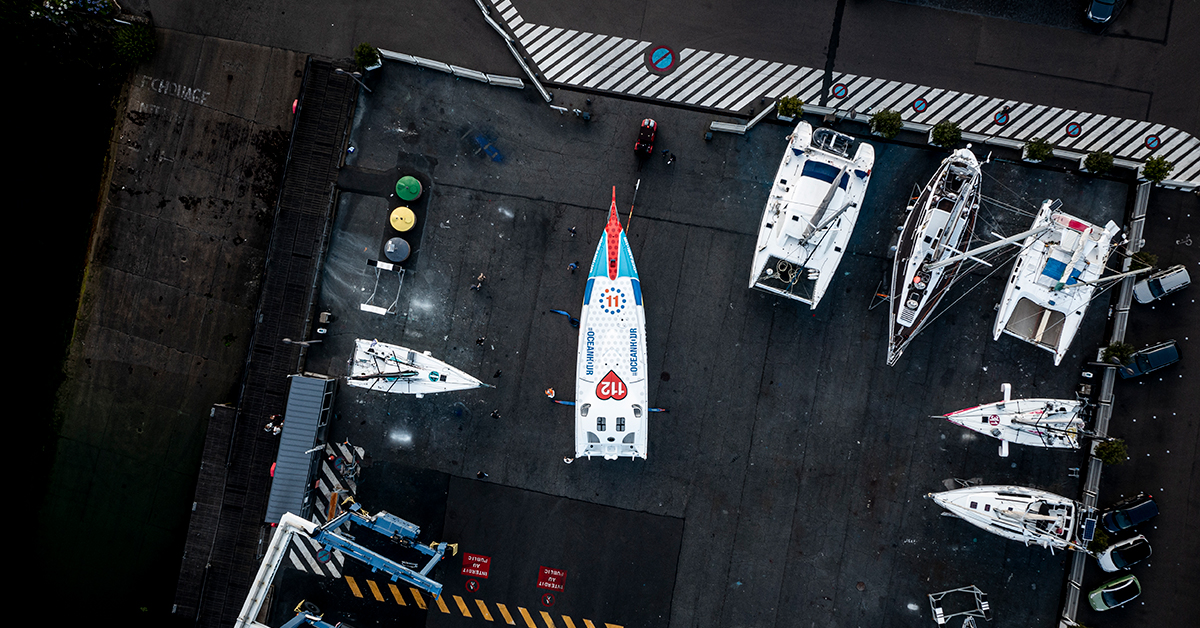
[334,68,372,93]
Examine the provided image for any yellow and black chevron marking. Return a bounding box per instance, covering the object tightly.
[342,576,624,628]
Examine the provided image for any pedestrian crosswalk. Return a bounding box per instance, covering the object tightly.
[284,441,365,578]
[487,0,1198,188]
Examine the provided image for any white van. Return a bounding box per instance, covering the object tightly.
[1133,264,1190,303]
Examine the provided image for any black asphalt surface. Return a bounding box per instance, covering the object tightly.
[33,2,1197,627]
[280,59,1171,627]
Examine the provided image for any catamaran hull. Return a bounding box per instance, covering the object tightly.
[749,122,874,309]
[575,189,649,460]
[992,199,1120,365]
[347,338,489,395]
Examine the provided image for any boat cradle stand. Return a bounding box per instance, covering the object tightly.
[928,584,991,625]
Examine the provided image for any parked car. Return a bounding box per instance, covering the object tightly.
[1100,494,1159,534]
[634,118,657,155]
[1086,0,1118,24]
[1118,340,1180,379]
[1097,534,1152,572]
[1088,574,1141,611]
[1133,264,1191,303]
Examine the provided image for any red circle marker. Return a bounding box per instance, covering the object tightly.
[466,579,480,593]
[542,593,556,607]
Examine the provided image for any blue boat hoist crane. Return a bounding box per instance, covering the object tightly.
[236,498,455,628]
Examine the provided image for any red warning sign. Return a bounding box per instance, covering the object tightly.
[537,566,567,591]
[462,553,491,579]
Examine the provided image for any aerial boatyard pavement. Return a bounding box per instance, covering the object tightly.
[575,188,648,460]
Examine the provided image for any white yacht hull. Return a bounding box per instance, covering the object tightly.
[347,339,489,395]
[887,148,981,365]
[750,122,874,308]
[944,384,1085,455]
[575,188,648,460]
[928,484,1095,552]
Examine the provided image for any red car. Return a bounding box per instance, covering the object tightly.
[634,118,657,155]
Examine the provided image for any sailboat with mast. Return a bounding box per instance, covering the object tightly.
[928,484,1097,553]
[346,338,492,396]
[941,383,1089,456]
[887,148,983,365]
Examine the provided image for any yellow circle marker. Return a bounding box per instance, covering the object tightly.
[390,206,416,232]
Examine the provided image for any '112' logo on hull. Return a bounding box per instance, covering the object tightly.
[596,371,627,400]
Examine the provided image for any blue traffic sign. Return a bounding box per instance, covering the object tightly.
[994,111,1008,126]
[1145,134,1161,150]
[912,98,928,113]
[645,46,677,74]
[1065,122,1082,137]
[831,83,848,99]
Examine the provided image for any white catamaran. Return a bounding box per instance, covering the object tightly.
[346,338,491,396]
[994,199,1120,365]
[928,484,1097,553]
[941,383,1088,456]
[887,148,982,365]
[575,188,649,461]
[749,122,874,308]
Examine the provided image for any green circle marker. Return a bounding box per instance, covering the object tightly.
[396,176,422,201]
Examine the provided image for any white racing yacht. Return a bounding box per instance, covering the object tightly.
[887,148,982,365]
[928,484,1097,553]
[941,383,1088,456]
[346,338,491,396]
[574,187,649,460]
[993,199,1120,365]
[749,122,874,308]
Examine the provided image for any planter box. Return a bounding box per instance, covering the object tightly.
[364,60,383,72]
[776,114,795,123]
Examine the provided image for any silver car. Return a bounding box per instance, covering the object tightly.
[1133,264,1191,303]
[1096,534,1152,572]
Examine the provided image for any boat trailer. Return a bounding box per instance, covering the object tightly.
[928,584,991,625]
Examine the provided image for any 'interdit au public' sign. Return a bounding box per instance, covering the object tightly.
[462,553,491,578]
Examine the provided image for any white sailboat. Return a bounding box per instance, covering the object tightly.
[346,338,491,396]
[928,484,1097,553]
[887,148,982,365]
[942,383,1087,456]
[749,122,874,308]
[993,199,1121,365]
[575,188,649,460]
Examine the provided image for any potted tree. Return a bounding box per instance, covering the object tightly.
[1139,155,1174,184]
[354,42,383,72]
[1130,251,1157,271]
[928,120,961,148]
[869,109,903,139]
[113,22,157,69]
[1080,151,1113,175]
[1023,137,1054,162]
[1093,438,1127,466]
[776,96,804,121]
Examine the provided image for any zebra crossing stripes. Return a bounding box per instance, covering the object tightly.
[486,0,1198,187]
[287,529,346,578]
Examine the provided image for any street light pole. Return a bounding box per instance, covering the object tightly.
[334,68,372,93]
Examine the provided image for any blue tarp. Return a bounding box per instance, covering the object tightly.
[1042,258,1082,285]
